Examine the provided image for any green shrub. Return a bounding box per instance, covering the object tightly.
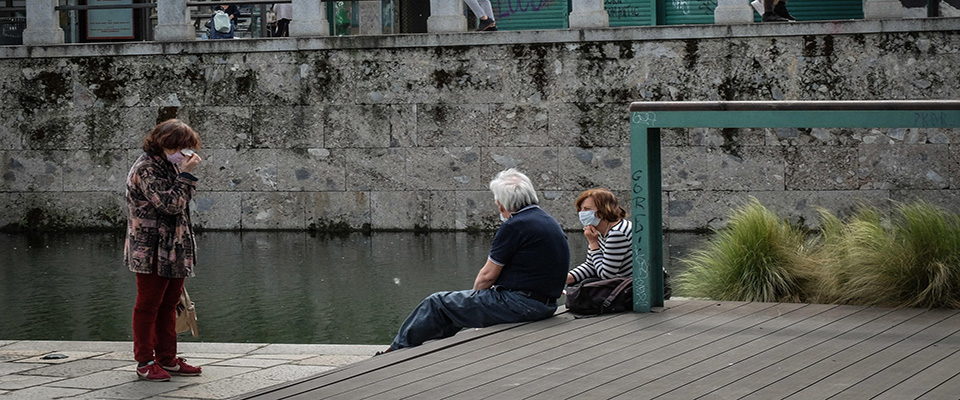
[818,202,960,308]
[676,198,816,302]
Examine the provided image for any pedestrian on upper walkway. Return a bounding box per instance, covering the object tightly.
[465,0,497,31]
[762,0,796,22]
[273,3,293,37]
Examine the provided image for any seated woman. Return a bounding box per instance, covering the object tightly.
[566,188,672,298]
[567,188,632,284]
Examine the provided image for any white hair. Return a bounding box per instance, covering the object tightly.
[489,168,538,212]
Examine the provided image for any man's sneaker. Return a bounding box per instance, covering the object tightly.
[477,18,496,31]
[762,12,791,22]
[136,361,171,382]
[161,357,202,376]
[774,2,797,21]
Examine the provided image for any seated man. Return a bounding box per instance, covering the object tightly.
[383,168,569,352]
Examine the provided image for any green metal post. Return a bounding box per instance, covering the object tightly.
[629,119,664,312]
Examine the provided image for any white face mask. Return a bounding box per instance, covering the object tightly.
[579,210,601,227]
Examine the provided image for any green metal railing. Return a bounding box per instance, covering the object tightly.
[628,100,960,312]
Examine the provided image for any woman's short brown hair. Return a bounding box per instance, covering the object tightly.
[142,119,201,156]
[575,188,627,222]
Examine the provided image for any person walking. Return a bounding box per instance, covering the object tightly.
[761,0,796,22]
[125,119,204,382]
[464,0,497,31]
[272,3,293,37]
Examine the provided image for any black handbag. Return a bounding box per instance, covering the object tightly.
[565,277,633,315]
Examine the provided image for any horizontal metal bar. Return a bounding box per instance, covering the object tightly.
[629,100,960,112]
[186,0,290,5]
[56,4,157,11]
[0,7,25,12]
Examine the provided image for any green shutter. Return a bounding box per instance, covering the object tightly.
[493,0,569,30]
[663,0,716,25]
[774,0,864,21]
[607,0,657,26]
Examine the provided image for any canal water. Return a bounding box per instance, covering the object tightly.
[0,231,705,345]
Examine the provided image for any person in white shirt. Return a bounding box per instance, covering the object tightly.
[272,3,293,37]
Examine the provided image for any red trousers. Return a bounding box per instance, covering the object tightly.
[133,271,184,365]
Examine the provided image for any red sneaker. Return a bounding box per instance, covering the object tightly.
[161,357,202,376]
[136,361,171,382]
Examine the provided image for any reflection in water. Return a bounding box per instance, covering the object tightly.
[0,231,704,345]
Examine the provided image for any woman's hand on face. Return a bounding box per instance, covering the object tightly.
[583,225,600,244]
[180,153,202,173]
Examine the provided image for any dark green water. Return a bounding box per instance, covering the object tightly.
[0,231,703,345]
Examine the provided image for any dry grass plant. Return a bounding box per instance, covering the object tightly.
[676,198,817,302]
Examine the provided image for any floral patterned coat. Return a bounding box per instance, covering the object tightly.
[124,153,198,278]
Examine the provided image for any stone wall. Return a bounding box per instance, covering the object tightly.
[1,18,958,232]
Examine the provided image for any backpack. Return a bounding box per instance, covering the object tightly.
[565,277,633,315]
[212,10,231,33]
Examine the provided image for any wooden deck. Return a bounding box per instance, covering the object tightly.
[238,300,960,400]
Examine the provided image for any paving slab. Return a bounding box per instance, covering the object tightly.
[245,354,315,361]
[0,341,129,353]
[15,351,106,364]
[240,364,334,382]
[211,358,289,369]
[176,343,264,354]
[0,374,64,390]
[46,370,139,390]
[0,350,45,362]
[93,351,136,361]
[0,385,88,399]
[68,379,189,400]
[160,376,285,400]
[0,363,44,375]
[297,354,370,366]
[249,344,383,356]
[20,359,132,378]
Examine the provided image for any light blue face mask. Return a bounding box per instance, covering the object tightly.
[579,210,601,227]
[499,213,508,223]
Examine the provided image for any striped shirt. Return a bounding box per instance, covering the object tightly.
[569,219,632,283]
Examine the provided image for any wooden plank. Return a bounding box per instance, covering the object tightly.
[827,317,960,400]
[331,300,710,399]
[241,315,552,400]
[409,300,715,399]
[872,347,960,400]
[481,301,752,400]
[783,309,960,400]
[737,307,927,399]
[308,313,588,399]
[699,306,896,399]
[517,301,769,400]
[600,302,816,399]
[917,368,960,400]
[566,302,799,399]
[659,304,866,399]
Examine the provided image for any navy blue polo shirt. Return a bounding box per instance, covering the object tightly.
[488,205,570,299]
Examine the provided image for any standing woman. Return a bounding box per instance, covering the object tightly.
[125,119,204,382]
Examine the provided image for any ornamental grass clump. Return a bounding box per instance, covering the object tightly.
[676,198,816,302]
[817,202,960,308]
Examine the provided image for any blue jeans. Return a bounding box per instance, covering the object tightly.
[390,288,558,350]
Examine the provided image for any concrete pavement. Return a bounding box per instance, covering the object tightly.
[0,340,382,399]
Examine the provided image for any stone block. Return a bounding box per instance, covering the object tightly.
[890,190,960,216]
[416,104,489,147]
[162,375,282,399]
[429,190,498,231]
[19,109,92,151]
[0,108,23,150]
[0,386,87,399]
[131,57,208,107]
[0,192,124,230]
[241,364,334,382]
[690,128,766,147]
[370,191,429,230]
[559,146,630,191]
[198,149,278,192]
[247,60,303,106]
[666,190,893,231]
[191,191,242,230]
[275,149,344,192]
[325,104,416,148]
[481,147,561,191]
[241,192,307,229]
[784,146,859,190]
[212,358,288,368]
[486,103,551,146]
[306,191,371,231]
[70,379,189,399]
[858,144,952,190]
[18,62,73,113]
[189,107,255,150]
[407,147,483,190]
[661,146,785,191]
[343,148,408,191]
[250,106,314,149]
[1,150,64,192]
[62,150,128,192]
[550,102,629,148]
[0,374,63,390]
